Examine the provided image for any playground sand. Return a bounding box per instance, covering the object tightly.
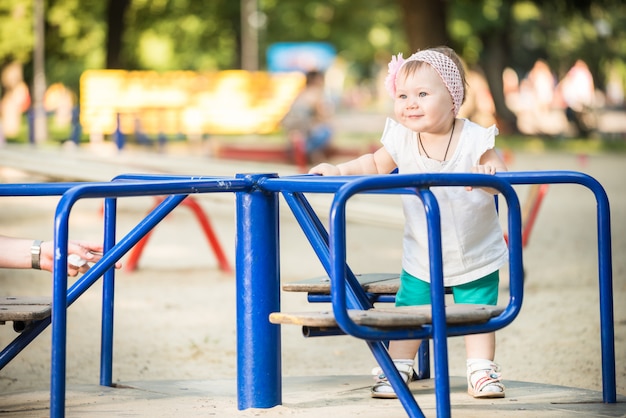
[0,144,624,416]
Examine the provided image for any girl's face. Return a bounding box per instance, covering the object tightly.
[393,64,455,133]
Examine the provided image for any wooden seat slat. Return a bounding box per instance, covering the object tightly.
[282,273,400,294]
[0,297,52,323]
[270,304,504,329]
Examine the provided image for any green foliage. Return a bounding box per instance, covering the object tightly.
[123,0,240,71]
[0,1,33,64]
[449,0,626,86]
[260,0,406,78]
[43,0,107,92]
[1,0,625,103]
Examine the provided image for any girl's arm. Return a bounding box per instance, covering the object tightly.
[479,148,508,172]
[309,147,396,176]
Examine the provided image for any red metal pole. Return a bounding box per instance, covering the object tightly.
[125,196,232,273]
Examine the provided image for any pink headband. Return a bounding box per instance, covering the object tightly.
[384,50,464,116]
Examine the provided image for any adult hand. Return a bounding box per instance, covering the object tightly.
[39,240,120,276]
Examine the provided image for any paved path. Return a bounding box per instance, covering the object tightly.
[0,375,624,417]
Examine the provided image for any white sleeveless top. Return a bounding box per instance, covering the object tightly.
[381,118,508,286]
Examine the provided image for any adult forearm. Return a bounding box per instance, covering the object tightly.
[0,236,35,269]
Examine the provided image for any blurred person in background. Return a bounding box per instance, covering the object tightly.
[555,59,596,137]
[282,70,334,164]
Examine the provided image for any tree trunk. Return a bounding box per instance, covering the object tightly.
[106,0,131,69]
[398,0,449,51]
[479,29,518,134]
[474,1,517,133]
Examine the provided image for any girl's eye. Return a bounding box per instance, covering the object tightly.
[419,92,427,98]
[398,94,407,99]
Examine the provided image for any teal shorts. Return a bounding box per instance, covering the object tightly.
[395,269,499,307]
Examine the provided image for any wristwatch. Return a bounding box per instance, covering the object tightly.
[31,240,43,270]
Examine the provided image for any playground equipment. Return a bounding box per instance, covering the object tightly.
[0,171,615,418]
[124,195,232,273]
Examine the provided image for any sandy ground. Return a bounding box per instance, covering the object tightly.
[0,145,624,414]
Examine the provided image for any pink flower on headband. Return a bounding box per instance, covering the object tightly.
[384,53,405,98]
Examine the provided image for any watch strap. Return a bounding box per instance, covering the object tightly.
[31,240,43,270]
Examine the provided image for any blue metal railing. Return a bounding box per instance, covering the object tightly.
[0,170,615,418]
[50,178,251,416]
[256,170,614,417]
[327,174,522,418]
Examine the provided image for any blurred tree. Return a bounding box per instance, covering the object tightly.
[106,0,130,69]
[398,0,449,51]
[449,0,626,132]
[261,0,406,80]
[0,0,624,133]
[120,0,240,71]
[0,2,33,66]
[43,0,106,92]
[0,2,34,140]
[450,0,518,132]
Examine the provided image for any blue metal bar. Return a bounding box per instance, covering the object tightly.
[96,195,190,387]
[0,182,84,196]
[112,173,233,181]
[0,169,613,418]
[47,178,249,417]
[264,170,613,414]
[51,195,71,418]
[99,197,117,386]
[367,339,425,418]
[322,183,422,416]
[595,182,616,404]
[65,194,190,306]
[322,173,523,341]
[0,317,51,369]
[418,188,450,418]
[281,191,400,403]
[235,173,281,409]
[499,171,615,403]
[281,191,373,310]
[0,170,78,370]
[53,193,191,416]
[259,174,349,194]
[319,174,522,418]
[416,340,431,380]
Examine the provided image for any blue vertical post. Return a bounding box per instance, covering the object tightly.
[416,340,430,380]
[594,181,616,403]
[100,197,117,386]
[235,173,281,409]
[51,200,71,418]
[419,188,451,418]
